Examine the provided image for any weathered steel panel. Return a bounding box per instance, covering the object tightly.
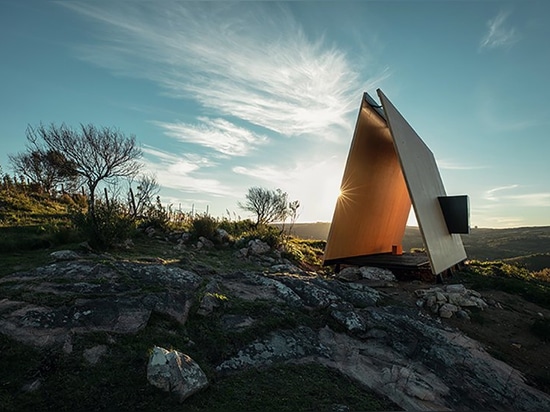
[378,90,466,274]
[324,96,411,263]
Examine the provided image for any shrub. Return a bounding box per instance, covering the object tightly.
[218,219,255,238]
[533,268,550,283]
[237,225,283,248]
[281,237,325,266]
[140,196,170,231]
[190,214,218,240]
[74,199,135,249]
[462,260,550,310]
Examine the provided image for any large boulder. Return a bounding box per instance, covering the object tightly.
[147,346,208,402]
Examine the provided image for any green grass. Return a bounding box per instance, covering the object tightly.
[184,363,397,412]
[0,312,397,412]
[504,253,550,272]
[0,249,54,278]
[459,260,550,310]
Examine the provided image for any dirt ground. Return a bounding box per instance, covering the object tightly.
[371,278,550,395]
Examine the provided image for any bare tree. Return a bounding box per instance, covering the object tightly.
[128,173,160,218]
[287,199,301,234]
[27,123,142,220]
[239,187,289,227]
[9,131,78,193]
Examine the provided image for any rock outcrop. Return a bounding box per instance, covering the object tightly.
[0,261,201,347]
[415,284,488,319]
[1,257,549,410]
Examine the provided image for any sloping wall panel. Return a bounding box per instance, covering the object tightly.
[323,97,411,264]
[378,90,466,274]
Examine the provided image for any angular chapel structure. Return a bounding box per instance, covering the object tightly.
[323,90,468,275]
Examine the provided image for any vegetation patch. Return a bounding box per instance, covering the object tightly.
[183,363,397,412]
[459,260,550,310]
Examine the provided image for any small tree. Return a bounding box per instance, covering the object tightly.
[9,145,78,193]
[287,199,301,234]
[239,187,289,227]
[128,173,160,219]
[27,123,142,222]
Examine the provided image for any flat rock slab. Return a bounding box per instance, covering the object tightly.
[0,261,202,347]
[216,306,550,411]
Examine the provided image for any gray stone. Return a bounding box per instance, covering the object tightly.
[447,293,463,305]
[248,239,270,255]
[197,277,224,316]
[414,289,428,298]
[456,310,471,320]
[147,346,208,402]
[197,236,214,250]
[435,292,447,303]
[439,304,459,318]
[359,266,396,281]
[468,289,482,298]
[330,303,368,333]
[0,261,201,348]
[84,345,108,365]
[445,284,466,294]
[235,247,249,259]
[457,297,478,307]
[50,250,80,261]
[471,297,489,310]
[336,267,361,282]
[221,315,256,331]
[270,263,303,274]
[425,295,437,309]
[215,228,230,242]
[216,327,328,373]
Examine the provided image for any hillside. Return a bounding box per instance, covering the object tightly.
[287,223,550,270]
[2,194,550,410]
[2,236,550,411]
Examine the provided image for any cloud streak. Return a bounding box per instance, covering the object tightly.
[437,159,488,171]
[483,185,550,207]
[142,146,232,197]
[479,10,519,51]
[153,118,268,157]
[484,184,519,201]
[61,2,384,138]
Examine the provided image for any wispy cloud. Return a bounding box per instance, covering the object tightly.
[142,146,232,197]
[61,2,385,138]
[153,118,268,157]
[483,185,550,207]
[484,184,519,201]
[479,10,519,51]
[437,159,488,171]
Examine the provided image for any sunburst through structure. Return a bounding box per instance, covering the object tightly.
[324,90,468,277]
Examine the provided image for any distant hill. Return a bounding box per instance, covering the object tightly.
[285,223,550,269]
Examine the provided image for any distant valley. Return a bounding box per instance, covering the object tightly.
[284,223,550,271]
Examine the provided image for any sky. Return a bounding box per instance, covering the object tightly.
[1,1,549,228]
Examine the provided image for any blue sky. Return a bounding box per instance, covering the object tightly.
[1,1,549,228]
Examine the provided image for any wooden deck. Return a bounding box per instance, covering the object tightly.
[324,252,430,271]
